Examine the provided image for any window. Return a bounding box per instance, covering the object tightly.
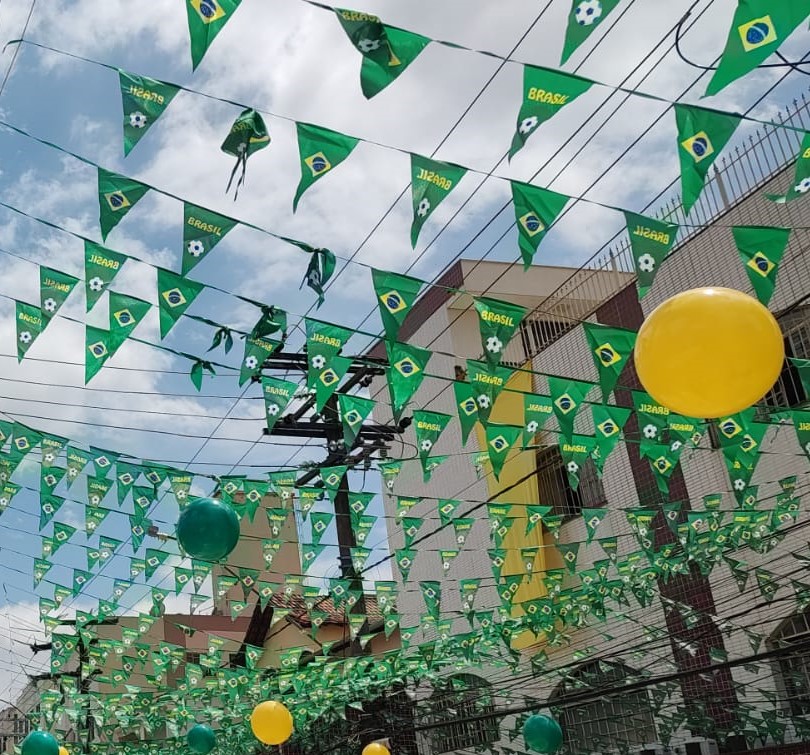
[427,674,500,753]
[536,446,605,520]
[769,609,810,715]
[551,662,657,751]
[766,308,809,409]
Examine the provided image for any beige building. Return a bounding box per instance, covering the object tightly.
[366,96,810,755]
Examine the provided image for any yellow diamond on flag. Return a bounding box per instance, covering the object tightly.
[554,393,576,414]
[595,342,621,367]
[747,251,775,278]
[654,456,672,474]
[105,191,130,212]
[190,0,226,24]
[162,288,187,308]
[719,417,743,439]
[304,152,332,177]
[88,341,109,359]
[394,356,420,377]
[489,435,508,452]
[320,368,340,387]
[738,16,777,52]
[597,419,618,437]
[459,398,477,416]
[681,131,715,163]
[380,291,407,315]
[113,309,134,327]
[518,212,545,237]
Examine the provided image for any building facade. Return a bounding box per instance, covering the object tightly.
[369,96,810,755]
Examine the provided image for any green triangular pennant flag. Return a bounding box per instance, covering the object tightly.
[53,522,77,552]
[261,376,298,433]
[548,376,593,441]
[452,517,474,547]
[108,291,151,355]
[65,446,92,487]
[306,318,353,383]
[97,168,150,240]
[419,580,441,620]
[438,498,461,527]
[633,390,671,454]
[41,435,67,470]
[732,225,790,305]
[561,0,622,64]
[336,10,430,98]
[395,548,416,582]
[293,122,360,211]
[675,104,742,215]
[371,268,424,341]
[793,410,810,463]
[591,403,632,474]
[320,466,347,502]
[624,212,678,299]
[582,507,607,544]
[157,268,204,338]
[85,326,114,383]
[705,1,810,96]
[15,301,43,362]
[116,462,139,505]
[338,393,375,447]
[221,107,271,198]
[386,341,431,421]
[485,423,522,481]
[474,296,526,367]
[119,70,179,155]
[510,181,570,268]
[39,494,65,530]
[768,131,810,202]
[582,322,637,399]
[240,333,281,386]
[40,266,79,322]
[182,203,238,275]
[412,410,452,475]
[467,359,514,426]
[349,491,375,519]
[402,516,424,548]
[85,240,127,312]
[641,441,683,496]
[453,380,479,445]
[510,65,594,158]
[559,434,597,490]
[301,247,337,308]
[144,549,170,581]
[314,355,352,412]
[410,154,467,247]
[185,0,244,70]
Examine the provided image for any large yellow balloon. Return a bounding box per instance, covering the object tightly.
[362,744,390,755]
[59,747,69,755]
[250,701,294,746]
[635,287,784,418]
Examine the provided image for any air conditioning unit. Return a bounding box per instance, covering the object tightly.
[671,739,719,755]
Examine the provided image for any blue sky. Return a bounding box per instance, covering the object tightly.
[0,0,809,695]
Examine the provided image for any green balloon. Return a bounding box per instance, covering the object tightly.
[523,714,562,754]
[187,724,216,754]
[21,732,59,755]
[176,497,240,561]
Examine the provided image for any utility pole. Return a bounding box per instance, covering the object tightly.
[228,349,408,664]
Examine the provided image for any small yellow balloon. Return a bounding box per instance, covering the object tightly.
[59,747,69,755]
[362,744,390,755]
[635,287,784,418]
[250,701,293,746]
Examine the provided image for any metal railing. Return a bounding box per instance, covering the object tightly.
[522,92,810,361]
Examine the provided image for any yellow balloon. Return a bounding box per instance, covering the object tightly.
[635,287,784,418]
[59,747,69,755]
[362,744,390,755]
[250,701,294,746]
